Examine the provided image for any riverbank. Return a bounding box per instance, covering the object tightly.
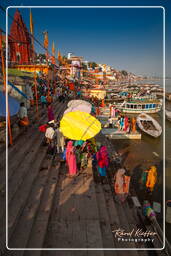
[107,99,171,242]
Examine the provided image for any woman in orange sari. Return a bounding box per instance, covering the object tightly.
[131,117,136,133]
[146,166,157,192]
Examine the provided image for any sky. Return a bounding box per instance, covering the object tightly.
[1,0,171,77]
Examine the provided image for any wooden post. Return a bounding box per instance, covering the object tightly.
[7,111,13,145]
[0,31,6,92]
[0,30,13,145]
[46,49,50,98]
[34,72,39,119]
[47,76,50,98]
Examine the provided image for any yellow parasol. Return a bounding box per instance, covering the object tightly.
[60,111,101,141]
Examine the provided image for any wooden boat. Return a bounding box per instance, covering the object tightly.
[136,113,162,138]
[166,110,171,121]
[113,99,162,114]
[166,93,171,101]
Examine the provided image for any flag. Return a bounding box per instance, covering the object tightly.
[51,56,56,65]
[30,9,34,35]
[0,32,2,50]
[52,41,55,56]
[58,50,62,62]
[43,31,48,49]
[29,9,35,59]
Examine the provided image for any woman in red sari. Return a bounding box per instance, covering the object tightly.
[124,116,129,132]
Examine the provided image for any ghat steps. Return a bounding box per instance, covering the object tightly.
[0,101,168,256]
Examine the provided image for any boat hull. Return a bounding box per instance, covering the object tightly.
[166,110,171,121]
[136,113,162,138]
[121,108,161,114]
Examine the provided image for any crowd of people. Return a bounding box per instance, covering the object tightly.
[16,73,158,208]
[43,116,134,203]
[107,115,137,133]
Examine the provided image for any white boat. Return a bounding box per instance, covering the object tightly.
[166,110,171,121]
[136,113,162,138]
[113,99,162,114]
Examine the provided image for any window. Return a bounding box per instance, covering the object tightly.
[142,104,145,109]
[134,105,137,109]
[149,104,153,108]
[152,104,156,108]
[131,105,134,109]
[146,104,149,109]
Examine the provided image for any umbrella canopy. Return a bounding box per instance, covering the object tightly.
[0,91,20,117]
[67,100,91,108]
[60,111,101,141]
[64,104,91,115]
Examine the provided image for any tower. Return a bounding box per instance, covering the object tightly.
[9,9,33,64]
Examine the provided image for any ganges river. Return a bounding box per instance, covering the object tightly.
[110,79,171,241]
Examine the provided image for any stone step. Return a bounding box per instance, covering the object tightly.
[8,161,60,256]
[0,103,47,165]
[0,146,47,255]
[23,163,60,255]
[8,157,52,250]
[7,102,66,241]
[41,161,104,255]
[95,183,118,256]
[0,100,63,197]
[101,182,139,255]
[0,101,66,254]
[8,147,48,243]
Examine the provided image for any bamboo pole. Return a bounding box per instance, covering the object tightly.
[0,30,13,145]
[34,72,39,119]
[46,50,50,98]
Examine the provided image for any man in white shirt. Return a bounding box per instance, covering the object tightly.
[18,102,29,127]
[45,124,55,144]
[18,102,28,119]
[108,116,113,128]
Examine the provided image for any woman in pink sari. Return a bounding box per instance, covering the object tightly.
[96,146,109,183]
[66,141,77,176]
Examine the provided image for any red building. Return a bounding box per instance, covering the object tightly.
[9,9,33,64]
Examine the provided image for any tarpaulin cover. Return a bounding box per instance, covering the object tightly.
[64,104,91,115]
[60,111,101,141]
[0,91,20,117]
[8,82,28,99]
[68,100,92,108]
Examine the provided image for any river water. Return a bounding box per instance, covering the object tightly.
[110,79,171,240]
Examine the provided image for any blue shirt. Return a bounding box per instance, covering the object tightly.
[41,95,47,103]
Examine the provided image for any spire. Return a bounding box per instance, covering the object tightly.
[52,41,55,56]
[43,31,48,49]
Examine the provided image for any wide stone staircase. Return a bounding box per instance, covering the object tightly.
[0,100,170,256]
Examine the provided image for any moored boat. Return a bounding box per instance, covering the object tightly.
[166,93,171,101]
[136,113,162,138]
[113,99,162,114]
[166,110,171,121]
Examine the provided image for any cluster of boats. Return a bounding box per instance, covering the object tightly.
[101,85,171,138]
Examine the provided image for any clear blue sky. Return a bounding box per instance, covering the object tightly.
[1,0,171,77]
